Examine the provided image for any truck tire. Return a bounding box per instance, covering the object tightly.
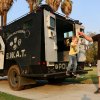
[8,65,24,91]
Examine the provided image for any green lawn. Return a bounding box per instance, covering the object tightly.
[65,66,98,84]
[0,91,30,100]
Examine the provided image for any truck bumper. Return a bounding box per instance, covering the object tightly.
[21,72,66,79]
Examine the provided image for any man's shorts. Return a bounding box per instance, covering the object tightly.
[97,60,100,76]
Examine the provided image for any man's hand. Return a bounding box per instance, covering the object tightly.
[78,32,93,42]
[78,32,84,36]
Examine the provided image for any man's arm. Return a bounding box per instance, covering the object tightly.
[78,32,93,42]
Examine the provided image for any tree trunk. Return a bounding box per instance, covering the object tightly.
[0,15,3,29]
[29,3,33,13]
[3,11,7,26]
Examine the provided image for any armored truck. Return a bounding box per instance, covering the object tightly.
[0,5,86,90]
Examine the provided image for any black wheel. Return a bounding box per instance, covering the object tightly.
[8,65,24,91]
[48,78,65,83]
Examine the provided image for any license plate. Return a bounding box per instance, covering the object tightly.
[54,63,67,70]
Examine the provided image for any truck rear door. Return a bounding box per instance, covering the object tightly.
[44,10,58,65]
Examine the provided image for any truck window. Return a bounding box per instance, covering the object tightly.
[64,31,74,47]
[64,31,74,38]
[50,17,55,29]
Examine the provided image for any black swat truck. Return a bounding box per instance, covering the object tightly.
[0,6,86,90]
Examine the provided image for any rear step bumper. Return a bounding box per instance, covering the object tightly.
[21,69,88,79]
[21,72,66,79]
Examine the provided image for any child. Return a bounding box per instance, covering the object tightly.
[66,36,79,76]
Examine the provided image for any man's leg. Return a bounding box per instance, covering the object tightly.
[99,76,100,88]
[94,76,100,94]
[94,60,100,94]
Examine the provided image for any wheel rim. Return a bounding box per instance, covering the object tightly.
[9,69,19,87]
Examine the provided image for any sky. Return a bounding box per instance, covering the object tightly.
[7,0,100,33]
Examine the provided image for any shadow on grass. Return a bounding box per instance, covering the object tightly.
[64,74,98,84]
[52,67,98,86]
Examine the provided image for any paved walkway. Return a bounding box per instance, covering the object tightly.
[0,76,100,100]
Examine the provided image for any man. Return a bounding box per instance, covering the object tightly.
[78,32,100,94]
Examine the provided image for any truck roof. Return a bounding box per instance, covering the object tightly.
[6,4,82,28]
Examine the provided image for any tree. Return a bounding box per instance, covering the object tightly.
[46,0,62,12]
[86,32,98,65]
[0,0,14,27]
[26,0,42,13]
[61,0,72,17]
[0,0,73,27]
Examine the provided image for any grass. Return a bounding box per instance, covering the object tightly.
[65,66,98,84]
[0,91,30,100]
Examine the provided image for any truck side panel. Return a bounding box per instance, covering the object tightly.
[2,11,45,74]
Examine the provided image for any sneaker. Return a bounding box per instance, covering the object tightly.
[66,71,70,76]
[72,72,77,77]
[94,88,100,94]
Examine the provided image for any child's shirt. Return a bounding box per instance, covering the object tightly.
[69,42,79,55]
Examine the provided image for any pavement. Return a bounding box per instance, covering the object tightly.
[0,76,100,100]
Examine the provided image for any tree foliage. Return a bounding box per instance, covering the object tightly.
[86,32,98,64]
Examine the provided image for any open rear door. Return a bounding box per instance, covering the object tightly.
[0,36,5,69]
[75,24,86,62]
[44,10,58,65]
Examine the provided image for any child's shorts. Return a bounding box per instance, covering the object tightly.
[97,60,100,76]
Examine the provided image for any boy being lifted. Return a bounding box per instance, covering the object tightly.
[66,36,79,76]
